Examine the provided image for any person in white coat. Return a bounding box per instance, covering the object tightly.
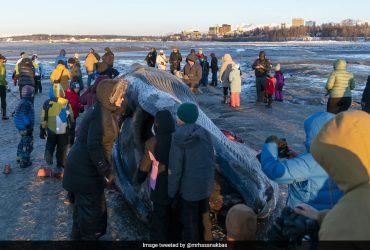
[156,50,168,71]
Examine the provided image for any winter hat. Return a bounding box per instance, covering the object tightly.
[226,204,257,241]
[187,54,197,63]
[275,64,281,71]
[159,50,164,54]
[70,82,80,90]
[154,110,175,135]
[177,103,199,124]
[74,53,79,59]
[21,85,34,98]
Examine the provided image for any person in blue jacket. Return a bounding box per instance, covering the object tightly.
[14,85,35,168]
[55,49,68,69]
[261,112,343,210]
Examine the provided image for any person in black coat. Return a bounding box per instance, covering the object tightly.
[361,76,370,114]
[63,79,128,240]
[169,47,182,74]
[210,53,218,86]
[145,48,157,67]
[16,57,35,99]
[137,110,176,241]
[200,56,210,87]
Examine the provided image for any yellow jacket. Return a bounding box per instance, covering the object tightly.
[312,110,370,240]
[41,83,74,135]
[50,64,71,91]
[84,53,99,73]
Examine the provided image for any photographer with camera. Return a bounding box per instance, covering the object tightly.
[293,110,370,240]
[261,112,342,210]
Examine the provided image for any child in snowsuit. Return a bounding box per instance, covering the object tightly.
[14,85,35,168]
[65,82,84,145]
[274,64,285,101]
[229,64,241,108]
[40,83,74,177]
[265,72,276,108]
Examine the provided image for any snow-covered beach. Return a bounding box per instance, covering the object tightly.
[0,41,368,240]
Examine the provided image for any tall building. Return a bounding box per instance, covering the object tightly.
[305,21,316,27]
[281,23,287,29]
[292,18,305,27]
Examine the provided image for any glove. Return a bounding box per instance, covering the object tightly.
[40,127,47,139]
[265,135,280,145]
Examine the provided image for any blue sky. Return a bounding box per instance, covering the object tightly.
[1,0,369,36]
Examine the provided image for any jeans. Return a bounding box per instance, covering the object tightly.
[87,73,95,87]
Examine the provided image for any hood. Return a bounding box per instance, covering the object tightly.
[92,75,109,93]
[49,84,65,98]
[96,79,128,112]
[304,112,335,152]
[186,54,197,63]
[334,59,347,70]
[154,110,175,135]
[311,110,370,193]
[173,124,208,148]
[56,64,67,71]
[223,54,233,63]
[21,85,34,99]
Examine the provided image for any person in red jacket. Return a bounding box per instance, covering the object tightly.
[65,82,84,145]
[265,72,276,108]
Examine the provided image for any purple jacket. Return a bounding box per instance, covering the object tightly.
[275,71,285,90]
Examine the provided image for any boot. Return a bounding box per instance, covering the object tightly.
[2,108,9,120]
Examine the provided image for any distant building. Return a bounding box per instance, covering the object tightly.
[305,21,316,27]
[209,26,220,35]
[281,23,287,29]
[219,24,232,35]
[292,18,305,27]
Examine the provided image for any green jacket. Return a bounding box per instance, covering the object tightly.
[0,64,7,86]
[326,60,355,98]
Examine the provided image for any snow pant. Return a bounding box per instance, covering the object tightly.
[275,89,283,101]
[44,131,69,168]
[17,130,33,167]
[72,191,107,240]
[256,76,266,102]
[201,74,209,86]
[150,202,172,241]
[267,94,273,107]
[180,197,212,241]
[0,85,6,116]
[230,92,240,107]
[327,97,352,114]
[211,71,218,86]
[34,76,42,94]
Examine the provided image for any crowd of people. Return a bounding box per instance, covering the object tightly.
[0,45,370,243]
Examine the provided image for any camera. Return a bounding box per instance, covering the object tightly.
[268,207,319,248]
[256,137,292,162]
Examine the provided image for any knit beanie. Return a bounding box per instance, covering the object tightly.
[177,103,199,124]
[226,204,257,241]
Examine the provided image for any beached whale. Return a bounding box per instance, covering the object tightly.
[112,64,279,222]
